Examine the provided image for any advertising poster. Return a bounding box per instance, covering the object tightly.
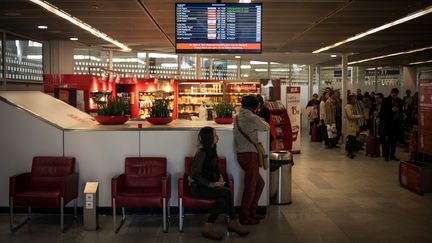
[286,87,301,153]
[419,71,432,155]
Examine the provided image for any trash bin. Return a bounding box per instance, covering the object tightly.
[83,181,99,230]
[269,151,294,205]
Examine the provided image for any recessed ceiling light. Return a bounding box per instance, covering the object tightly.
[331,55,337,58]
[235,56,241,59]
[28,0,131,52]
[313,5,432,53]
[37,25,48,29]
[239,0,252,3]
[348,45,432,65]
[70,37,79,41]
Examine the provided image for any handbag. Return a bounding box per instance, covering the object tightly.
[235,117,268,170]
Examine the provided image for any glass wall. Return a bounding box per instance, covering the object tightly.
[74,48,109,76]
[270,62,289,80]
[5,34,43,81]
[180,55,196,79]
[148,53,178,78]
[241,60,268,79]
[112,51,146,78]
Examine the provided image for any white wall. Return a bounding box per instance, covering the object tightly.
[0,101,63,206]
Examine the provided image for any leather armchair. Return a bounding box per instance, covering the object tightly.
[178,156,234,232]
[9,156,78,232]
[111,157,171,233]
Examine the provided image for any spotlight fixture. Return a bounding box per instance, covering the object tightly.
[313,5,432,53]
[331,55,337,58]
[70,37,79,41]
[235,56,241,59]
[28,0,131,51]
[37,25,48,29]
[348,45,432,65]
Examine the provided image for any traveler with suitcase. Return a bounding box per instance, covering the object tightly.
[344,95,365,159]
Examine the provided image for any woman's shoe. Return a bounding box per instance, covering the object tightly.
[251,213,265,220]
[228,219,250,237]
[202,222,223,241]
[239,217,260,225]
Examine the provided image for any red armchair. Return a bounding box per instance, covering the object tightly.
[9,156,78,232]
[178,156,234,232]
[111,157,171,233]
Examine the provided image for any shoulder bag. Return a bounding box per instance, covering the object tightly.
[235,116,268,170]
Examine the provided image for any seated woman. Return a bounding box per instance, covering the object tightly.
[190,126,249,241]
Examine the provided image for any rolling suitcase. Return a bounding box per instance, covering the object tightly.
[366,118,380,157]
[311,124,322,142]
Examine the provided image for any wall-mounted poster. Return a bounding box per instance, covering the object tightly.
[286,86,301,153]
[419,71,432,155]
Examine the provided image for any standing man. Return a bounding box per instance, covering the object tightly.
[379,88,403,161]
[234,95,269,225]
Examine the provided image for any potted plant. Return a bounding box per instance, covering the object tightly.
[147,99,173,125]
[213,102,235,124]
[95,97,129,125]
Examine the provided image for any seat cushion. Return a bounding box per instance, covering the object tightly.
[114,187,163,208]
[13,188,60,207]
[182,188,215,209]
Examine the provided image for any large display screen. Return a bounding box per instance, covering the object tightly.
[175,3,262,53]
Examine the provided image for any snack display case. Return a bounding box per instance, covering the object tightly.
[268,101,293,151]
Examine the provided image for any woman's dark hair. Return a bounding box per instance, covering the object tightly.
[256,94,264,107]
[241,95,259,110]
[198,127,218,177]
[348,94,357,104]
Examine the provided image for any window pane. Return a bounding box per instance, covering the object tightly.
[180,55,196,79]
[73,48,109,76]
[5,34,43,81]
[148,53,177,78]
[112,51,146,78]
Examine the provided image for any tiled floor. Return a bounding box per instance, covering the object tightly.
[1,138,432,243]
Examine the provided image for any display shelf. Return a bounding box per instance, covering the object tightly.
[225,81,260,105]
[268,101,292,151]
[178,81,224,119]
[178,92,224,96]
[138,90,174,119]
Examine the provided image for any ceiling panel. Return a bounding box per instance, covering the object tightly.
[0,0,431,65]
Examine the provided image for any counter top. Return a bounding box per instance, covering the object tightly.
[0,91,233,131]
[67,119,233,131]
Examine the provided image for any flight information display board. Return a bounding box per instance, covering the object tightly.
[175,3,262,53]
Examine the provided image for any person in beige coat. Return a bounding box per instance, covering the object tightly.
[324,91,338,148]
[344,95,365,159]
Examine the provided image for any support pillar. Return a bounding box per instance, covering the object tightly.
[308,65,314,100]
[341,54,348,140]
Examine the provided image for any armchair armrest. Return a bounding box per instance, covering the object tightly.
[161,173,171,199]
[58,173,79,203]
[111,174,126,198]
[227,172,234,192]
[9,172,31,197]
[178,173,187,198]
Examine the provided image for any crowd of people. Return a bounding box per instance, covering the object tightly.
[307,87,418,160]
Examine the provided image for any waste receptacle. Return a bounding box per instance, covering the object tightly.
[83,181,99,230]
[269,151,294,205]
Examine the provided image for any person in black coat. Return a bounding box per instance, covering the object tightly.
[379,88,403,161]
